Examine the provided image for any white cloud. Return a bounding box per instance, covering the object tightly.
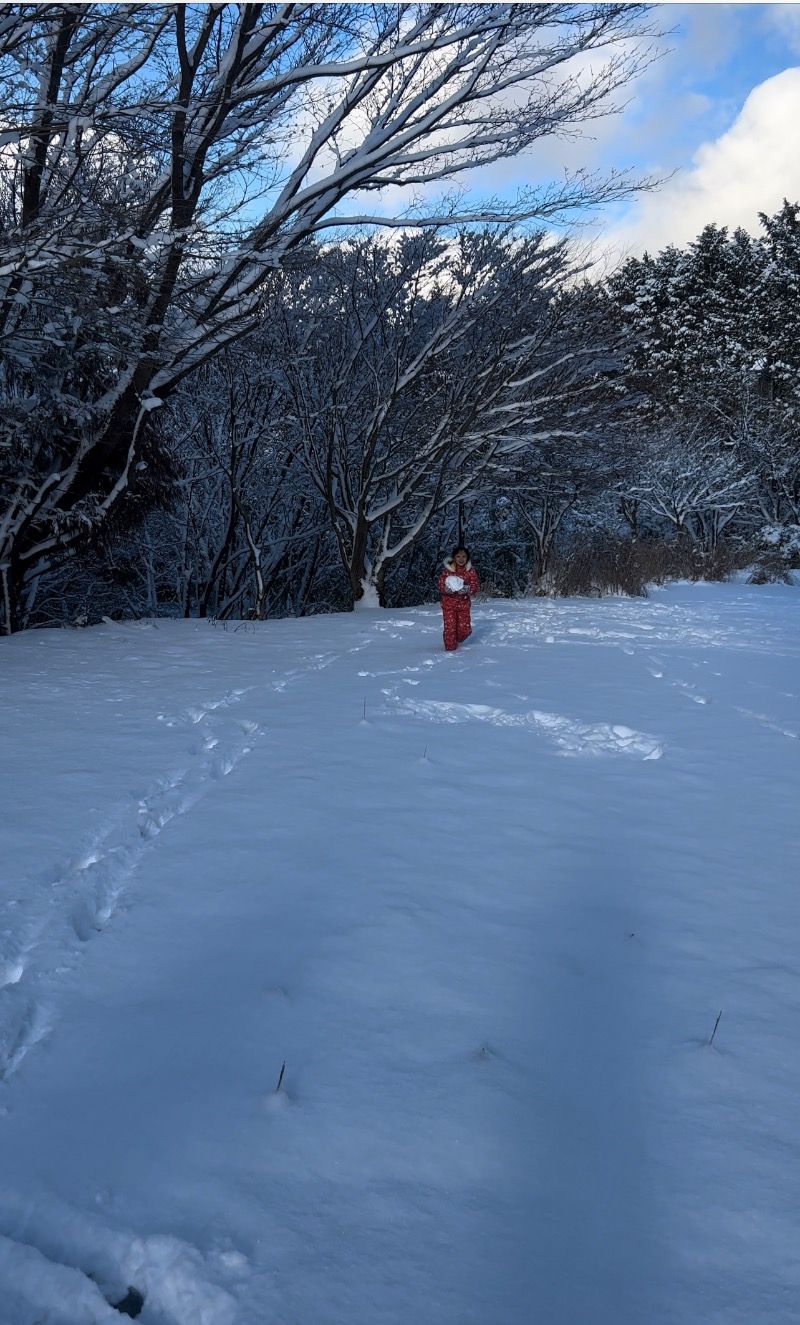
[763,4,800,54]
[600,66,800,259]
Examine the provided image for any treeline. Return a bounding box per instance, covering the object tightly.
[0,2,652,634]
[13,203,798,628]
[1,8,798,631]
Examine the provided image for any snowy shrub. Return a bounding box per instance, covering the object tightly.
[759,524,800,565]
[747,561,794,585]
[547,536,652,598]
[545,534,751,599]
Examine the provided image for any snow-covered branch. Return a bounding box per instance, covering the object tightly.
[0,2,655,629]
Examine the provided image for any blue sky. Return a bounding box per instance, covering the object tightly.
[245,4,800,261]
[565,2,800,256]
[615,2,799,165]
[452,3,800,260]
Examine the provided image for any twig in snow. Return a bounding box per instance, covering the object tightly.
[276,1061,286,1092]
[708,1010,723,1048]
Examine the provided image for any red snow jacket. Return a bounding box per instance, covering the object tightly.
[438,560,479,599]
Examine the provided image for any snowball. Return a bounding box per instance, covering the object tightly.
[445,574,465,593]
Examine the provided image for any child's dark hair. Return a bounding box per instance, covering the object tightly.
[452,545,470,559]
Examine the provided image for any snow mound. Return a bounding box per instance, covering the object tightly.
[0,1235,119,1324]
[0,1222,238,1325]
[386,696,664,759]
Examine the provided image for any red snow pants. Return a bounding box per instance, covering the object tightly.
[441,594,472,650]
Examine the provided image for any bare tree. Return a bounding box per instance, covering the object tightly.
[275,229,617,605]
[632,430,753,550]
[152,345,329,619]
[0,2,654,630]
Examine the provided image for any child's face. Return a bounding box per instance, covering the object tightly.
[455,551,468,567]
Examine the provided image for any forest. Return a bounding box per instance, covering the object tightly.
[2,3,799,632]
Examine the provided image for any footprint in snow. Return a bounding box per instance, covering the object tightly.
[0,998,52,1080]
[736,708,799,740]
[672,679,709,704]
[647,666,708,702]
[158,687,249,727]
[0,957,25,989]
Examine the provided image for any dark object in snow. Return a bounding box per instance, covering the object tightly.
[276,1060,286,1091]
[111,1286,145,1318]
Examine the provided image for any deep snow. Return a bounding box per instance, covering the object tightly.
[0,584,798,1325]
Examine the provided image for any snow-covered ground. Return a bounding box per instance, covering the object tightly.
[1,583,798,1325]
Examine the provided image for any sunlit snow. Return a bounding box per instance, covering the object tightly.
[1,582,798,1324]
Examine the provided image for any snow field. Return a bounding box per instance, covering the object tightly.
[0,584,798,1324]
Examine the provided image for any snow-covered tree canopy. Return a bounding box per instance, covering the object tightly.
[605,202,800,553]
[0,1,654,631]
[273,228,622,603]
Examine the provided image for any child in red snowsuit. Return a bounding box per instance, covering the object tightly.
[438,547,479,651]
